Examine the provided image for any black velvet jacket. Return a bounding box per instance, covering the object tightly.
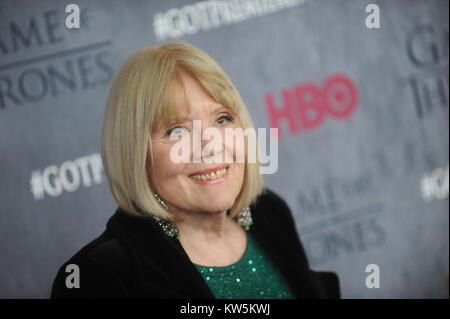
[51,188,340,298]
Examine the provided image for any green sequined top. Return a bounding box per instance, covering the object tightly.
[194,231,297,299]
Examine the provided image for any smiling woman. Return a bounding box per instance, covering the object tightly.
[50,41,340,299]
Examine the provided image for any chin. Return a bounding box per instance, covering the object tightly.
[205,196,235,213]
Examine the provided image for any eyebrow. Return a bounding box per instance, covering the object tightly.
[174,105,230,124]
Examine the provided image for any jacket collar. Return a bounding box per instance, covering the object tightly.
[106,207,215,298]
[248,197,323,298]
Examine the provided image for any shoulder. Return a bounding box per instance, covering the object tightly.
[253,188,342,299]
[51,229,133,298]
[251,187,298,230]
[254,187,292,212]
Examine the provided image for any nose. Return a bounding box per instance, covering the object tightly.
[191,120,223,163]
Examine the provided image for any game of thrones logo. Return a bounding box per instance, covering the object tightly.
[406,24,449,120]
[0,8,114,109]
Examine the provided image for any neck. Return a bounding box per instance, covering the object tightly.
[175,209,233,241]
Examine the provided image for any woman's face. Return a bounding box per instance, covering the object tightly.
[148,73,245,215]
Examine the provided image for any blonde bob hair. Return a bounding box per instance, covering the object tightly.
[101,41,264,222]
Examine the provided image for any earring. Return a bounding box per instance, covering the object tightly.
[152,192,180,239]
[237,206,253,231]
[154,192,168,210]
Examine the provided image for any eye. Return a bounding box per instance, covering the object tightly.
[216,114,234,126]
[167,126,188,137]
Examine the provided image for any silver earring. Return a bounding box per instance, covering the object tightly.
[154,192,168,210]
[237,206,253,231]
[152,192,180,239]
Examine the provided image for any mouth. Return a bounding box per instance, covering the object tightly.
[188,164,230,183]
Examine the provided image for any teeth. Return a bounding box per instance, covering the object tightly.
[190,168,227,181]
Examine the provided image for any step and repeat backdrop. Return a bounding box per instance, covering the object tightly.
[0,0,448,298]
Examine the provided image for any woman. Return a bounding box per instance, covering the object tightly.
[51,41,340,299]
